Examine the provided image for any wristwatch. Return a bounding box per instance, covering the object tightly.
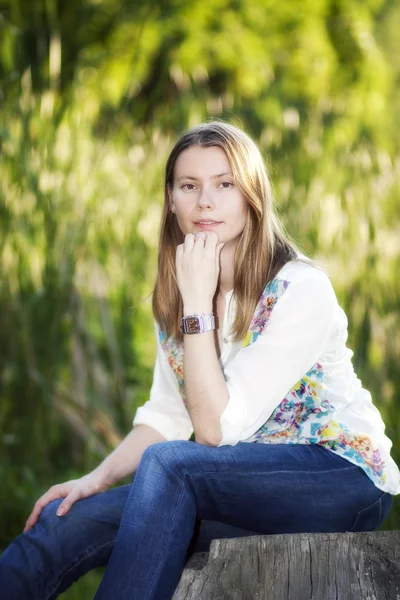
[180,313,215,334]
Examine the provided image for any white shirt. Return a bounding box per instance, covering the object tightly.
[133,259,400,495]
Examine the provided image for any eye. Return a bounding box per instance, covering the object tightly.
[219,181,233,189]
[181,183,197,191]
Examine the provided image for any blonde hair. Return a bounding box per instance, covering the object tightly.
[152,121,306,342]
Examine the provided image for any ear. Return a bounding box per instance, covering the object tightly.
[167,185,176,213]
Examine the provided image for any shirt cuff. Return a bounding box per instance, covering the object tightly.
[218,392,247,446]
[133,406,193,442]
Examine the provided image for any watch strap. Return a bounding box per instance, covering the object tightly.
[180,313,215,334]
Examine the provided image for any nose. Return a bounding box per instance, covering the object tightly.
[197,187,215,210]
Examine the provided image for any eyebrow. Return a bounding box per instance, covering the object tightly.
[176,172,232,181]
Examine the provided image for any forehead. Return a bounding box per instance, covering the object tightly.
[174,145,232,179]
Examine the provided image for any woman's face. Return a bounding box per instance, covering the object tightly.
[168,145,248,247]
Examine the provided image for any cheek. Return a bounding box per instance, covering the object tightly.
[231,197,248,223]
[174,204,191,224]
[172,202,192,233]
[172,190,193,211]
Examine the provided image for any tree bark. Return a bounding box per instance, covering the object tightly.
[173,531,400,600]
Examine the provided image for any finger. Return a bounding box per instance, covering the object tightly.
[24,498,56,532]
[24,494,55,531]
[184,233,196,251]
[192,232,207,251]
[56,489,81,517]
[202,231,219,257]
[176,243,184,261]
[203,231,219,248]
[23,485,70,532]
[24,514,38,533]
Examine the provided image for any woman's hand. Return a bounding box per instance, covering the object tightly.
[176,231,224,308]
[23,471,110,533]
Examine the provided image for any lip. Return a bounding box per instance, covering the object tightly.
[194,220,223,225]
[195,221,222,231]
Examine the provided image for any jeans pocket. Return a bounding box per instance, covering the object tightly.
[348,493,393,532]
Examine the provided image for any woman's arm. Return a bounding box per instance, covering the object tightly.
[175,231,228,446]
[24,424,165,531]
[91,424,167,486]
[182,315,228,446]
[25,316,193,531]
[176,232,338,447]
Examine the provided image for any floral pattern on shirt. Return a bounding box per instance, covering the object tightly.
[159,275,387,489]
[245,362,386,484]
[245,362,336,443]
[241,278,290,347]
[159,329,187,405]
[319,422,387,483]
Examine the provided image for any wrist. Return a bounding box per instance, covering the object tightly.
[181,312,215,335]
[183,302,213,316]
[91,463,115,488]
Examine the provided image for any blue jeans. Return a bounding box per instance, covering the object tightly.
[0,442,393,600]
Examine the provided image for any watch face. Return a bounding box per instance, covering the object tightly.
[186,317,201,333]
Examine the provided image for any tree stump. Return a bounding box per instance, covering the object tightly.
[173,531,400,600]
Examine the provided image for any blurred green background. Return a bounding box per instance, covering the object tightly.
[0,0,399,596]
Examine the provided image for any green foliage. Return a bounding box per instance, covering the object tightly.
[0,87,166,544]
[0,1,399,596]
[60,569,104,599]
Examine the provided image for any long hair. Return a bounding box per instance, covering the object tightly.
[152,121,307,342]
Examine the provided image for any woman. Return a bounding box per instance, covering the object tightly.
[1,121,399,600]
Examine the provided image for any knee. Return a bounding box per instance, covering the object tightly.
[39,498,62,519]
[36,495,92,537]
[35,498,63,532]
[37,497,88,530]
[140,440,195,479]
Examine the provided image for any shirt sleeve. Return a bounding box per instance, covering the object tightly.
[218,268,338,446]
[132,322,194,441]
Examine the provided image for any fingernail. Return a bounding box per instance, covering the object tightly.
[56,507,64,517]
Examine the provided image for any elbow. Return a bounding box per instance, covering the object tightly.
[194,428,222,447]
[194,434,222,447]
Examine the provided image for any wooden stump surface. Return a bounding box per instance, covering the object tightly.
[173,531,400,600]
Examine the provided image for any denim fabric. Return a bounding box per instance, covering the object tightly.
[0,442,393,600]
